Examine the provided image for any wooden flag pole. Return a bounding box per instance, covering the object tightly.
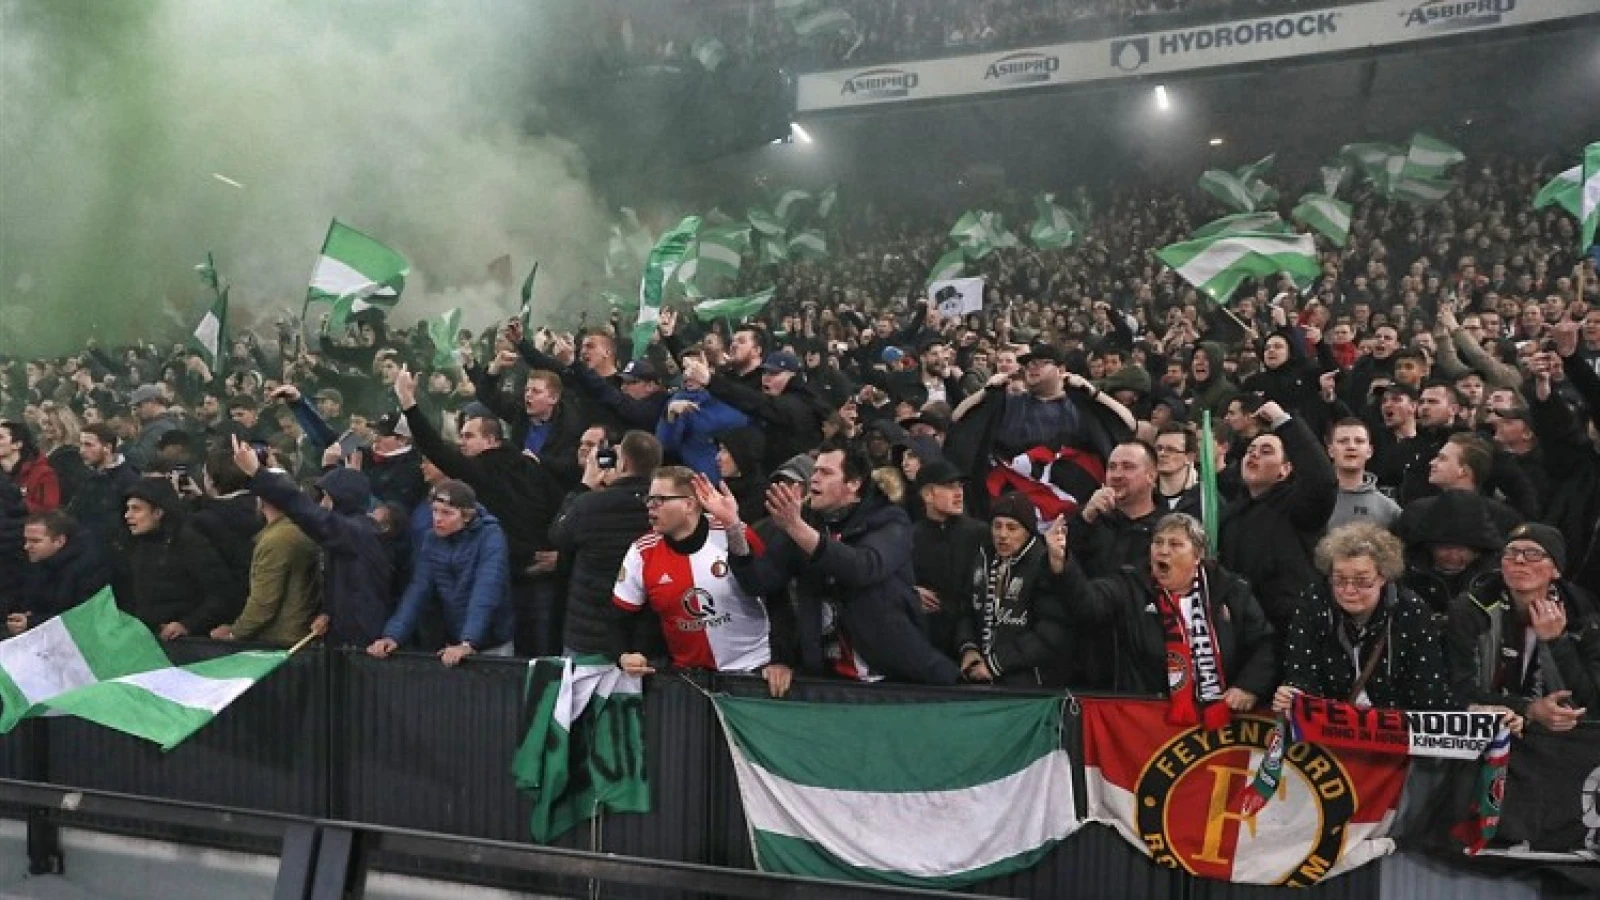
[287,630,321,657]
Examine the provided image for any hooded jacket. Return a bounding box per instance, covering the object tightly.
[1282,581,1454,710]
[188,493,262,614]
[5,455,59,515]
[713,426,769,525]
[1058,559,1279,700]
[1183,342,1238,420]
[1327,471,1401,531]
[1397,490,1505,616]
[383,506,514,650]
[730,491,960,685]
[247,467,393,648]
[123,479,238,635]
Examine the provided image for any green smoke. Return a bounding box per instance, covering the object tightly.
[0,0,608,356]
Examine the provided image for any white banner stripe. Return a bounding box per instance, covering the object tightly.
[309,255,381,297]
[111,668,257,715]
[0,618,96,705]
[732,743,1077,877]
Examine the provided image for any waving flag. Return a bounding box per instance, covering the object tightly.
[189,252,228,367]
[1291,194,1353,247]
[1581,142,1600,252]
[1535,165,1583,217]
[926,248,967,287]
[1030,194,1080,249]
[693,287,776,323]
[428,308,462,368]
[308,220,410,331]
[1191,212,1289,240]
[1157,231,1320,302]
[635,216,701,358]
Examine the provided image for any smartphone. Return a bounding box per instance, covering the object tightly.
[596,448,618,470]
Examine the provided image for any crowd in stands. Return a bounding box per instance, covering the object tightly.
[595,0,1341,73]
[1,145,1597,738]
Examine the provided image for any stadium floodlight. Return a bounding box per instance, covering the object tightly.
[791,123,814,144]
[1209,137,1225,146]
[1153,85,1170,112]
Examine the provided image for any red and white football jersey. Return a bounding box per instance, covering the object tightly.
[612,522,772,672]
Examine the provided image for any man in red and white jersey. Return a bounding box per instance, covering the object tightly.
[613,466,795,697]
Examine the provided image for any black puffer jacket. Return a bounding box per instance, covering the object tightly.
[188,493,262,612]
[1059,560,1279,701]
[912,513,990,658]
[0,474,25,606]
[66,458,140,560]
[954,537,1071,686]
[123,480,238,634]
[1281,581,1454,710]
[1217,415,1337,633]
[731,492,960,685]
[549,475,652,655]
[14,535,110,621]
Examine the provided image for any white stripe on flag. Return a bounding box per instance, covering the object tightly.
[1176,235,1314,287]
[0,618,96,704]
[701,242,742,268]
[113,668,257,715]
[194,311,220,358]
[309,254,382,298]
[732,744,1076,877]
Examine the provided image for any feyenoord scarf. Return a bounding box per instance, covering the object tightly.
[1158,569,1230,730]
[1239,695,1512,851]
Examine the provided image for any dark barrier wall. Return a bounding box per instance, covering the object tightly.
[0,642,1524,898]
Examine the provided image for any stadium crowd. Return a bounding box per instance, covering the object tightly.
[1,145,1598,737]
[596,0,1345,73]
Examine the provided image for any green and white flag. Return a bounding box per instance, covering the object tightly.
[713,696,1077,888]
[1384,173,1455,206]
[774,0,813,20]
[1534,165,1583,218]
[793,8,854,39]
[1291,193,1353,247]
[1340,142,1404,180]
[926,248,967,287]
[1029,194,1079,250]
[696,224,751,281]
[694,287,776,323]
[755,235,788,266]
[1157,231,1321,303]
[1321,162,1351,198]
[511,656,648,843]
[748,207,786,238]
[635,216,701,358]
[307,220,410,331]
[0,590,289,750]
[428,307,462,368]
[816,184,838,219]
[773,189,813,223]
[1581,142,1600,252]
[1404,132,1465,179]
[691,35,727,71]
[950,210,1017,259]
[1190,212,1288,240]
[1197,169,1262,213]
[786,228,827,260]
[189,253,229,367]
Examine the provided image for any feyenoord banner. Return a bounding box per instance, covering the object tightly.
[1081,698,1406,886]
[1290,695,1504,760]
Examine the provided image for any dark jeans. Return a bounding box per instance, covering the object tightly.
[513,577,563,658]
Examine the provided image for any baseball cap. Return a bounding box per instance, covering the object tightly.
[1381,382,1420,401]
[912,458,964,491]
[899,410,950,434]
[761,351,802,375]
[373,410,412,439]
[880,346,906,365]
[1017,344,1063,367]
[619,359,659,382]
[772,453,816,486]
[314,387,344,405]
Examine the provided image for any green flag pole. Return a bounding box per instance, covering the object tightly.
[1199,411,1221,551]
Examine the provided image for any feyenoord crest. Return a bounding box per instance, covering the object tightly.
[1132,716,1356,885]
[710,558,728,579]
[1165,651,1188,692]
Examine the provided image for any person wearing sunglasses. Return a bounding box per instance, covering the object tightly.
[1274,523,1453,716]
[1447,523,1600,733]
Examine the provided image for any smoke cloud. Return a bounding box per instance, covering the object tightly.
[0,0,610,355]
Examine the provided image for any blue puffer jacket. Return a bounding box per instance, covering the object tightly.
[383,506,513,649]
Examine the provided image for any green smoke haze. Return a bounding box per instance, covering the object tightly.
[0,0,609,356]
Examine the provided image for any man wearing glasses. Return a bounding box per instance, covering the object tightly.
[1447,523,1600,733]
[611,467,794,697]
